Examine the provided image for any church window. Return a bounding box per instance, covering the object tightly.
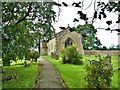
[64,38,73,48]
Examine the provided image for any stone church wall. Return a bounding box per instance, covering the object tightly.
[40,41,47,55]
[47,38,56,55]
[43,27,84,55]
[56,29,84,55]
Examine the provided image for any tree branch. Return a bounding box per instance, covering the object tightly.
[14,4,32,26]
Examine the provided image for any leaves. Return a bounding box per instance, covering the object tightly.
[115,29,120,32]
[106,20,112,25]
[2,2,55,66]
[62,2,68,7]
[61,46,83,65]
[59,26,65,29]
[105,27,110,31]
[77,11,87,21]
[99,11,107,18]
[73,18,79,22]
[85,55,113,88]
[53,2,61,6]
[98,11,107,20]
[74,24,102,50]
[72,1,81,7]
[98,14,101,20]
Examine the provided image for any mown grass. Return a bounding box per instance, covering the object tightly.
[43,55,119,88]
[2,60,38,88]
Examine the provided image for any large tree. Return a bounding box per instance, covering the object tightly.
[2,2,56,66]
[71,24,102,50]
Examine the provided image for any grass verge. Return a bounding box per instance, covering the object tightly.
[42,55,119,88]
[2,62,38,88]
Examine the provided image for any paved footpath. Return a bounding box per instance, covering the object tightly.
[33,57,66,88]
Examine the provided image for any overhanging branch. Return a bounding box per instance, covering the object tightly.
[14,4,32,26]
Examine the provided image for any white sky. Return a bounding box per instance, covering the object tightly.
[52,0,119,48]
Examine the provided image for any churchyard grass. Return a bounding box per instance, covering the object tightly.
[2,60,38,88]
[43,55,119,88]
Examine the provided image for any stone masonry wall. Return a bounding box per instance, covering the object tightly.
[84,50,119,55]
[56,28,84,55]
[47,38,56,55]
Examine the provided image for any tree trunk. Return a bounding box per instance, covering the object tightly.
[3,59,10,66]
[38,39,41,54]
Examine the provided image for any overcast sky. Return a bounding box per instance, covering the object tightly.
[52,0,119,48]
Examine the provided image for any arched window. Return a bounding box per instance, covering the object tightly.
[64,38,74,48]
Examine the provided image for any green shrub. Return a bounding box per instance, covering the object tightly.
[30,50,40,62]
[25,53,31,60]
[24,60,31,67]
[84,55,113,89]
[61,46,83,65]
[24,50,40,62]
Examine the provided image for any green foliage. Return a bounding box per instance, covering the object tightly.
[2,21,35,66]
[30,50,40,62]
[99,46,108,50]
[25,50,31,60]
[73,24,102,50]
[61,46,83,65]
[84,55,113,88]
[2,63,38,88]
[24,60,31,67]
[2,2,56,66]
[43,55,118,88]
[24,50,40,62]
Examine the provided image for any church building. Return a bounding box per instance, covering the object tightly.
[40,26,84,55]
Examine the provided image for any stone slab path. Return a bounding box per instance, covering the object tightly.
[33,57,66,88]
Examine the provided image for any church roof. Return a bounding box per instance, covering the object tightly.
[56,26,71,35]
[50,26,75,41]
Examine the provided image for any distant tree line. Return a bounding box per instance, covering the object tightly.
[98,45,120,50]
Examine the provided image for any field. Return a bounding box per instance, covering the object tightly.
[43,55,119,88]
[2,60,38,88]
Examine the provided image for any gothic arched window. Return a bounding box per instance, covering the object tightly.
[64,38,73,48]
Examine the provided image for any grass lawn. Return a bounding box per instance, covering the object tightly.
[2,60,39,88]
[43,55,119,88]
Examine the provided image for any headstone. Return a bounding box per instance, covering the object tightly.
[106,54,111,63]
[119,55,120,61]
[51,52,55,59]
[55,55,59,60]
[89,60,98,65]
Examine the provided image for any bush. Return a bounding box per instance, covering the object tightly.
[24,50,40,62]
[25,53,31,60]
[84,55,113,89]
[24,60,31,67]
[30,50,40,62]
[61,46,83,65]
